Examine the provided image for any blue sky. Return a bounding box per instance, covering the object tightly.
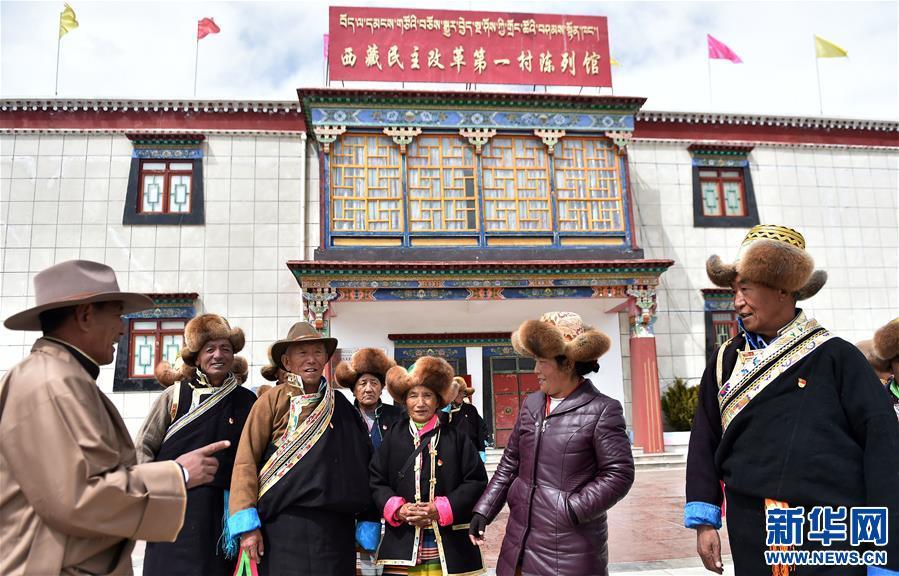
[1,0,896,119]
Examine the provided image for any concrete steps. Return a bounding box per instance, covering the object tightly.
[484,444,686,476]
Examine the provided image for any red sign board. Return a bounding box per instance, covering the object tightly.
[328,7,612,87]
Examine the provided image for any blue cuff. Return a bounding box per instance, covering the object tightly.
[868,567,899,575]
[684,501,722,529]
[227,507,261,537]
[479,451,486,463]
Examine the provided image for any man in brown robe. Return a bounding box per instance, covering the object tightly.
[0,260,229,576]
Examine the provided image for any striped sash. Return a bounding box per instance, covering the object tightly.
[718,314,833,432]
[257,383,334,499]
[163,373,240,443]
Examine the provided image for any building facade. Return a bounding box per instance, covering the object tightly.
[1,94,896,451]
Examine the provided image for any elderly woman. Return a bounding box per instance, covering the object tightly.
[469,312,635,576]
[335,348,405,450]
[370,357,487,576]
[442,377,488,463]
[136,314,257,576]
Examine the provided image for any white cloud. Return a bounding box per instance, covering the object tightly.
[1,0,895,119]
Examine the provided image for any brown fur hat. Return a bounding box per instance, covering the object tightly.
[260,364,279,382]
[856,340,892,373]
[155,355,248,387]
[179,314,245,367]
[874,318,899,362]
[511,311,611,363]
[334,348,396,389]
[453,376,474,397]
[385,356,456,408]
[256,383,274,397]
[706,225,826,300]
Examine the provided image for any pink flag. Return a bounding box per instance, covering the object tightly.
[707,34,742,63]
[197,17,220,40]
[323,34,329,58]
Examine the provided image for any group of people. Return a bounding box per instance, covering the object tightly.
[0,222,897,576]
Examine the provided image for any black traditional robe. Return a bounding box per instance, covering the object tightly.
[142,377,256,576]
[686,322,899,574]
[371,419,487,576]
[442,402,487,454]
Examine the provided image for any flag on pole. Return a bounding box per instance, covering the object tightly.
[707,34,742,63]
[814,35,848,58]
[323,34,330,58]
[610,56,621,67]
[197,17,220,40]
[59,3,79,39]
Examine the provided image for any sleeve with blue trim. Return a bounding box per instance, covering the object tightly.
[684,501,722,529]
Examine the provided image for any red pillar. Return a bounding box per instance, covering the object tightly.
[630,335,665,453]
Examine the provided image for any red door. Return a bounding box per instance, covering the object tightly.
[492,372,540,447]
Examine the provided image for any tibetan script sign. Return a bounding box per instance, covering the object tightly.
[328,7,612,87]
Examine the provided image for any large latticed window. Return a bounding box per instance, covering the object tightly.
[129,319,186,378]
[554,138,625,232]
[699,169,746,217]
[406,135,478,232]
[330,135,403,232]
[481,137,552,232]
[139,161,193,214]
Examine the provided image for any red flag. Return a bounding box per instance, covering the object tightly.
[197,17,220,40]
[707,34,742,63]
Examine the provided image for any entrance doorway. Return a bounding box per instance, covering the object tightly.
[487,355,537,447]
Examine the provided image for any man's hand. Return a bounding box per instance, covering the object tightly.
[174,440,230,489]
[696,525,723,574]
[468,513,487,546]
[240,528,264,564]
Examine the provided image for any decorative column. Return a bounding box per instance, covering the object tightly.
[302,287,338,334]
[312,125,347,154]
[626,285,665,453]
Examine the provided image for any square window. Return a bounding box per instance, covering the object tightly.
[127,319,187,378]
[692,164,759,228]
[138,161,194,215]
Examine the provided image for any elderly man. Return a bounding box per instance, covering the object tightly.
[686,226,899,575]
[0,260,228,576]
[227,322,371,575]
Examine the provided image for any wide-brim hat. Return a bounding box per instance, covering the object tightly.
[386,356,456,408]
[453,376,474,397]
[511,311,611,363]
[4,260,153,331]
[179,314,245,367]
[270,322,338,372]
[874,318,899,363]
[334,347,396,389]
[706,224,827,300]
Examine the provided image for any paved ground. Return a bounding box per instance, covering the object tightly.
[134,467,733,574]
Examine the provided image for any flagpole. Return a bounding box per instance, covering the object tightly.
[707,56,713,109]
[54,33,62,96]
[193,33,200,97]
[814,37,824,115]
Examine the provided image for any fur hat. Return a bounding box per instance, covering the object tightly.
[453,376,474,398]
[334,348,396,389]
[260,364,279,382]
[856,340,891,373]
[385,356,456,408]
[155,354,248,387]
[706,224,827,300]
[511,311,611,363]
[179,314,245,367]
[256,383,274,397]
[873,318,899,362]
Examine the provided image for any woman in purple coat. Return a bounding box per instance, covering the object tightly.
[469,312,635,576]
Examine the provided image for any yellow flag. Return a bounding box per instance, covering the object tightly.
[814,35,847,58]
[610,57,621,67]
[59,3,79,39]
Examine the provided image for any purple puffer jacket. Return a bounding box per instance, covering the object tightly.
[473,379,634,576]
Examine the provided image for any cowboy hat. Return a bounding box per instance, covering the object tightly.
[270,322,338,371]
[706,224,827,300]
[511,311,611,363]
[4,260,153,331]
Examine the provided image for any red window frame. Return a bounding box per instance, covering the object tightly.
[138,160,194,214]
[712,312,739,348]
[128,319,187,378]
[699,168,746,217]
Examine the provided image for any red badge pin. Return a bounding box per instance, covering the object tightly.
[798,378,807,388]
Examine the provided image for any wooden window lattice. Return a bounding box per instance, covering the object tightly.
[406,135,479,232]
[481,136,552,232]
[330,134,403,232]
[553,138,625,232]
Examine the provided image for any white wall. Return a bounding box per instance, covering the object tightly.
[328,297,629,404]
[0,132,309,435]
[629,141,899,386]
